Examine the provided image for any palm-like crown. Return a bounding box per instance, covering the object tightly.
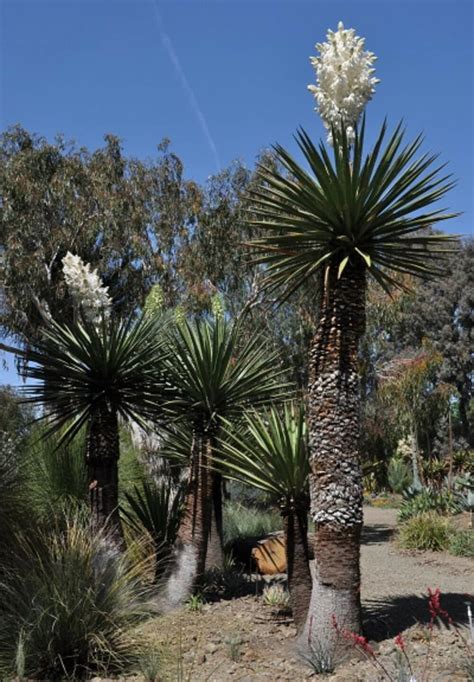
[249,119,458,299]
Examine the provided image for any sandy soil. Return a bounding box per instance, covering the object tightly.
[134,506,473,681]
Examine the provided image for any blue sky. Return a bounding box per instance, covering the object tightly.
[0,0,473,383]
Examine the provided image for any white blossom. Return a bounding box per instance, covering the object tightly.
[62,252,112,323]
[308,21,379,145]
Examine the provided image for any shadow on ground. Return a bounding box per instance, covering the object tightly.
[361,523,395,545]
[363,592,472,641]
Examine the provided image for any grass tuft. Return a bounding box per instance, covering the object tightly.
[398,512,452,551]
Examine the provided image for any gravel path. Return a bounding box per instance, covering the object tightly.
[361,506,473,638]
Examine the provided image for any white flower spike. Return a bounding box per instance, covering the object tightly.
[308,21,379,145]
[62,252,112,323]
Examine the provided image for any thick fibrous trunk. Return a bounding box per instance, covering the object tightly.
[301,263,366,652]
[86,403,123,550]
[164,428,223,608]
[205,470,224,570]
[285,508,312,633]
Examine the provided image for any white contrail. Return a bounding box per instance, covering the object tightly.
[149,0,221,172]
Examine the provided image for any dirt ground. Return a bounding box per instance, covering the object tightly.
[136,506,474,681]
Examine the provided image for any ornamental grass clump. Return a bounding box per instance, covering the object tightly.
[449,529,474,557]
[398,512,452,551]
[0,510,151,680]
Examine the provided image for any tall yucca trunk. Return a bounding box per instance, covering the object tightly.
[205,469,224,570]
[164,427,223,607]
[302,262,366,651]
[86,402,124,550]
[285,506,312,633]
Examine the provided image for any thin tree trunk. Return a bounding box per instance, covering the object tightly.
[163,428,212,608]
[301,262,366,653]
[86,403,123,550]
[447,407,454,491]
[285,507,312,633]
[411,424,423,490]
[458,386,471,445]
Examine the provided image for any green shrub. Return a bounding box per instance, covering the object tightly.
[398,512,452,551]
[398,487,465,522]
[24,427,88,514]
[449,529,474,557]
[387,457,412,493]
[0,511,150,679]
[223,501,281,546]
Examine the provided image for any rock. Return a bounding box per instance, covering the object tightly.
[251,533,286,574]
[206,642,218,654]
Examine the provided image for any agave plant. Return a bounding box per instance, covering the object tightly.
[160,317,290,606]
[248,117,457,643]
[1,314,167,547]
[216,403,311,632]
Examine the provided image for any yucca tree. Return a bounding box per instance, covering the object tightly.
[160,317,290,606]
[216,403,311,632]
[248,120,457,644]
[1,314,167,548]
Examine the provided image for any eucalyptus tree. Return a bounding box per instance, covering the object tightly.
[161,317,289,607]
[0,313,167,549]
[0,127,198,343]
[216,403,311,632]
[248,22,457,646]
[379,350,445,489]
[390,240,474,445]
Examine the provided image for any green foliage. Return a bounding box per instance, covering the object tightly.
[224,632,244,662]
[0,511,150,679]
[139,650,163,682]
[185,593,205,613]
[222,501,282,546]
[248,119,457,301]
[0,433,27,556]
[163,317,290,428]
[216,403,309,509]
[3,313,167,446]
[398,512,452,551]
[262,585,291,608]
[122,480,184,579]
[0,387,33,441]
[118,428,147,500]
[399,487,466,521]
[24,426,88,514]
[0,128,200,343]
[449,530,474,557]
[387,457,412,493]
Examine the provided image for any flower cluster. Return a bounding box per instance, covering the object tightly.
[427,587,452,628]
[394,633,406,651]
[331,614,375,656]
[62,252,112,323]
[308,21,379,145]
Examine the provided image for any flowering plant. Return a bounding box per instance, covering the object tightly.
[329,589,473,681]
[308,21,379,144]
[62,252,111,323]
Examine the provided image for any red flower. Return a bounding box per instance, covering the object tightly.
[427,587,452,627]
[342,629,375,656]
[394,634,405,651]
